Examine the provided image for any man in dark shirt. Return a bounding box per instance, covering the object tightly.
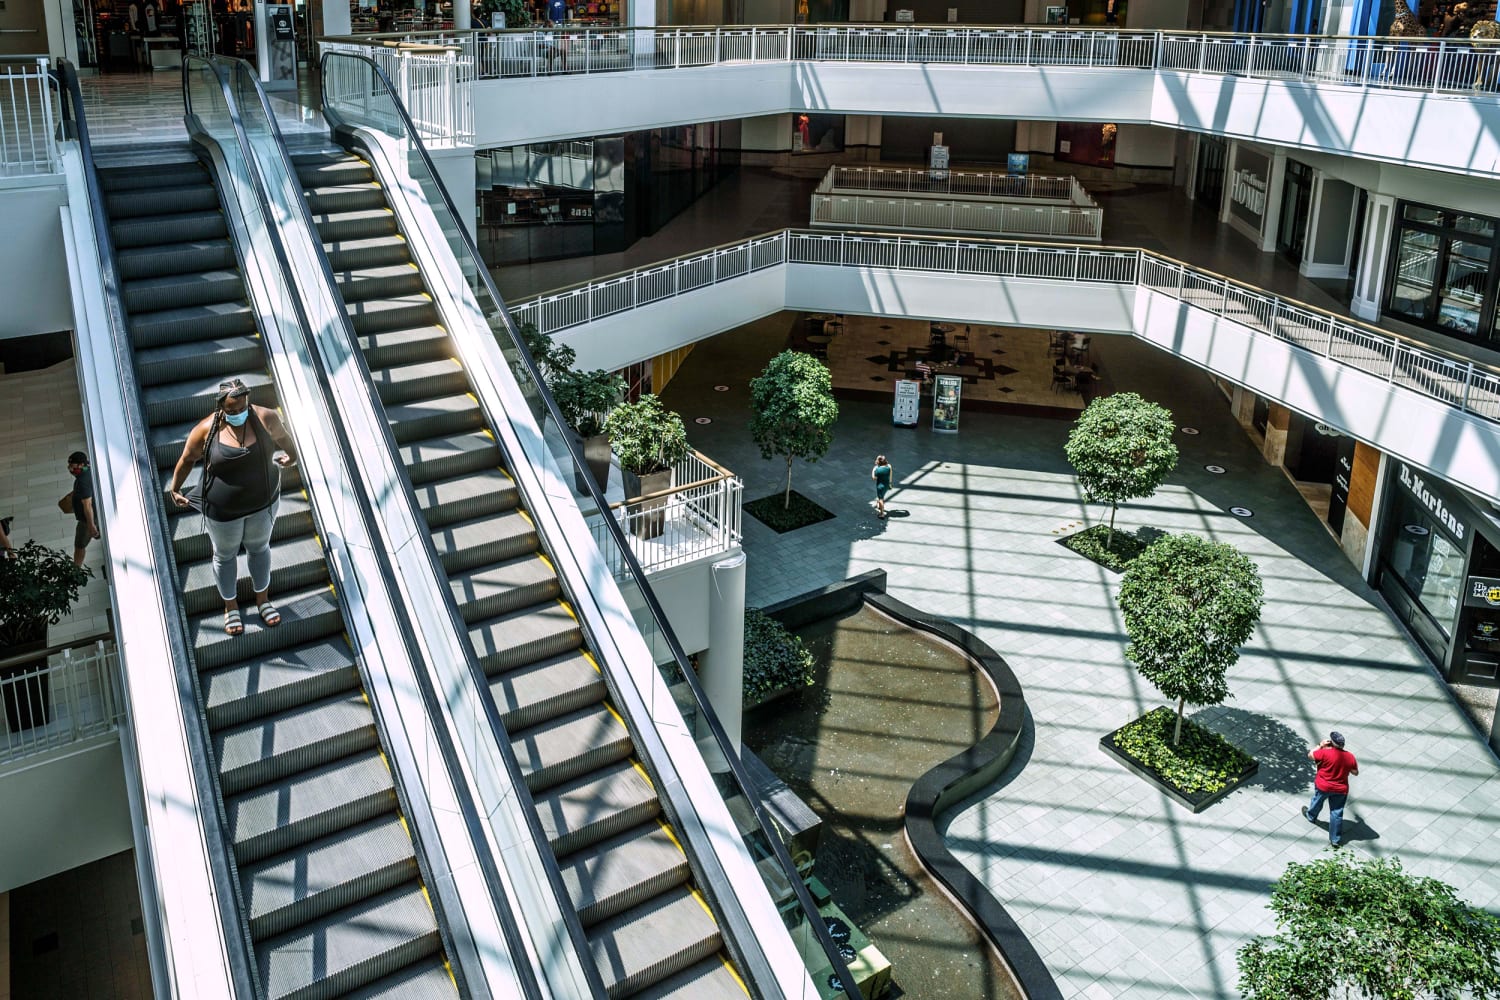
[1303,731,1359,847]
[67,450,98,567]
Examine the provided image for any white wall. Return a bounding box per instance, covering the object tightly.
[637,561,712,654]
[741,114,791,152]
[0,183,74,340]
[1115,124,1176,167]
[1128,0,1192,28]
[0,738,133,894]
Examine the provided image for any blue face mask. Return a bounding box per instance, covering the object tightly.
[224,409,250,427]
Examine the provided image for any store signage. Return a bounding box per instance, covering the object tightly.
[892,379,921,427]
[1465,576,1500,609]
[1327,437,1355,536]
[1397,463,1467,541]
[1007,153,1029,176]
[932,374,962,433]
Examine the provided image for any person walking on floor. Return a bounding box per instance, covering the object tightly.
[1303,731,1359,847]
[65,451,99,567]
[872,455,893,519]
[167,378,297,637]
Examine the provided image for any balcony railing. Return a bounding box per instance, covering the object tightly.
[0,56,60,178]
[321,40,474,143]
[589,450,742,575]
[509,228,1500,425]
[811,165,1103,241]
[0,633,123,766]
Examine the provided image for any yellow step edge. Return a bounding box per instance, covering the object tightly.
[721,952,750,995]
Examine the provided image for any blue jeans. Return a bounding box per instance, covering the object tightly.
[1307,787,1347,844]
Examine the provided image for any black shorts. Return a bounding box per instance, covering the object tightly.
[74,521,94,550]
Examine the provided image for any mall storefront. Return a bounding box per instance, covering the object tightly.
[1374,461,1500,687]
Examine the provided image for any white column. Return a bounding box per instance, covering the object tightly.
[1351,192,1395,323]
[454,0,470,29]
[323,0,351,36]
[1259,147,1287,253]
[699,551,746,751]
[1218,140,1238,225]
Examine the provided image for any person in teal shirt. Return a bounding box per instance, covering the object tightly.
[872,455,892,519]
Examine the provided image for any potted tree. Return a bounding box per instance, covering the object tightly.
[605,394,690,539]
[0,540,91,731]
[551,367,626,494]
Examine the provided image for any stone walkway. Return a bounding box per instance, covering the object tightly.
[660,312,1500,999]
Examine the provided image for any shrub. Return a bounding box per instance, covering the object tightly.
[743,608,816,707]
[1109,706,1255,795]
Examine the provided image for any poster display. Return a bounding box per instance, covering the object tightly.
[932,374,962,433]
[1007,153,1030,175]
[893,379,921,427]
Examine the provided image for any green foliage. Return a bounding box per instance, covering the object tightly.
[742,608,817,706]
[1238,854,1500,1000]
[1060,524,1150,572]
[518,321,576,380]
[0,540,92,647]
[1118,533,1264,745]
[551,368,626,438]
[743,490,836,534]
[478,0,534,27]
[749,350,838,509]
[604,394,689,476]
[1064,392,1178,548]
[1110,706,1255,795]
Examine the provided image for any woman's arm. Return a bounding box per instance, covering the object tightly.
[259,407,298,466]
[168,418,210,506]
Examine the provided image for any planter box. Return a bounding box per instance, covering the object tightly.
[1098,719,1258,814]
[622,468,672,540]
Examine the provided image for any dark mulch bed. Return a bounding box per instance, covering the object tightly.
[745,490,836,533]
[1100,707,1259,812]
[1056,523,1159,573]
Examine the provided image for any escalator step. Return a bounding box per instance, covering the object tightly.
[178,532,328,616]
[414,467,519,529]
[214,691,378,797]
[338,956,458,1000]
[336,263,428,304]
[134,333,263,387]
[512,703,633,794]
[399,431,501,486]
[447,556,560,624]
[370,358,470,407]
[358,324,451,370]
[384,393,487,446]
[325,235,414,274]
[202,634,361,730]
[533,760,660,860]
[429,510,539,576]
[123,268,246,315]
[191,582,344,671]
[292,155,374,189]
[128,299,259,349]
[227,749,396,865]
[169,494,313,565]
[557,824,693,929]
[111,209,228,249]
[116,238,238,280]
[140,370,275,426]
[106,183,220,220]
[347,295,443,338]
[487,651,605,731]
[634,957,747,1000]
[97,161,207,192]
[588,886,724,999]
[467,601,583,674]
[305,183,391,216]
[241,815,418,941]
[313,207,398,243]
[257,882,442,1000]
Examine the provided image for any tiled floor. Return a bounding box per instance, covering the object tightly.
[659,311,1500,1000]
[77,67,323,148]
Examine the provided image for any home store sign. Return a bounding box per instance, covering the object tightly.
[1398,463,1467,541]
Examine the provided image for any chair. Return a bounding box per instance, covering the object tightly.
[954,325,971,351]
[1051,370,1075,393]
[1048,332,1068,357]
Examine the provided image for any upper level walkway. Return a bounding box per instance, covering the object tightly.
[326,25,1500,178]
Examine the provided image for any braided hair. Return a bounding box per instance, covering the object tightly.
[203,377,251,479]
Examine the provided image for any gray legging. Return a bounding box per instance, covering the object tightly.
[203,499,278,602]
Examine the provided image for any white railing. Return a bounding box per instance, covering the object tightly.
[812,165,1103,240]
[589,450,742,575]
[1,638,123,765]
[0,57,60,178]
[320,40,474,144]
[511,229,1500,424]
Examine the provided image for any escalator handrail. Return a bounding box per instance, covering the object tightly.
[183,53,577,1000]
[320,47,862,1000]
[47,59,261,999]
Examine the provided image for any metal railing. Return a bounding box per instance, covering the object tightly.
[591,450,743,575]
[0,634,122,765]
[510,228,1500,423]
[321,39,474,143]
[1,56,59,177]
[319,25,1500,143]
[812,165,1103,240]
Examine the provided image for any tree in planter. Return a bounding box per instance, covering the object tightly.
[0,540,92,649]
[551,367,627,492]
[518,321,575,382]
[605,394,690,537]
[478,0,533,27]
[1064,392,1178,550]
[1237,853,1500,1000]
[742,608,816,708]
[748,350,838,510]
[1118,533,1263,746]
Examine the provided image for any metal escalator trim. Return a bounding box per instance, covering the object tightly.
[49,60,260,1000]
[717,953,750,997]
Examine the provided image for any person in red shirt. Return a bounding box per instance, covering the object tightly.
[1303,731,1359,847]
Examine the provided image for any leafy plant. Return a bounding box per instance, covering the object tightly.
[1064,392,1178,550]
[1118,533,1264,746]
[1238,854,1500,1000]
[604,394,689,476]
[551,368,626,438]
[1109,706,1254,795]
[743,608,816,706]
[749,350,839,510]
[0,540,92,647]
[518,320,576,380]
[478,0,533,27]
[1060,523,1150,572]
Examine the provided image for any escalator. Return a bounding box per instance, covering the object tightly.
[95,145,460,1000]
[291,145,747,1000]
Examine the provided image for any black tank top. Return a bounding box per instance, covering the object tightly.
[202,408,278,522]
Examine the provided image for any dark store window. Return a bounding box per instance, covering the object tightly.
[1386,202,1500,344]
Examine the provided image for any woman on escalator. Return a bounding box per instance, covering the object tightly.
[167,378,297,637]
